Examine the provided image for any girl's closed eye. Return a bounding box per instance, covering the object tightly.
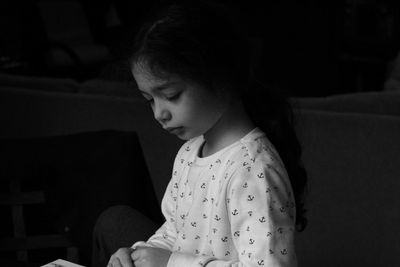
[166,91,182,101]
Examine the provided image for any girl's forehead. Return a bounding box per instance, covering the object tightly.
[132,64,175,88]
[132,62,200,90]
[132,63,166,81]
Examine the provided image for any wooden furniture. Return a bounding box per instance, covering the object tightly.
[0,176,78,263]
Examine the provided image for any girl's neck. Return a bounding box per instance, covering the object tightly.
[200,98,255,158]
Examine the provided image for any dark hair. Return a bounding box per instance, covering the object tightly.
[129,0,307,231]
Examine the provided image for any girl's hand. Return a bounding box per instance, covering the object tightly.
[108,247,135,267]
[131,246,172,267]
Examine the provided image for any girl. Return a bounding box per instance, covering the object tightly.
[104,1,307,266]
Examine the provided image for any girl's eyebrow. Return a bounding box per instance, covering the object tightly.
[140,81,178,94]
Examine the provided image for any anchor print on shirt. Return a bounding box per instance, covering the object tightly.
[242,162,252,172]
[162,135,295,264]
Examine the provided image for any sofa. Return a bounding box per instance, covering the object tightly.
[1,73,399,266]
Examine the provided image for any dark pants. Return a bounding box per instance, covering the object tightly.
[92,205,159,267]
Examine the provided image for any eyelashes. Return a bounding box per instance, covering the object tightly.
[145,92,182,104]
[166,92,182,101]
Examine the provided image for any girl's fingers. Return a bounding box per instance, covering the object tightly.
[131,246,145,261]
[110,257,123,267]
[108,248,135,267]
[117,251,134,267]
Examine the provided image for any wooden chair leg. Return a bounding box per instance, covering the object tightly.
[10,178,28,262]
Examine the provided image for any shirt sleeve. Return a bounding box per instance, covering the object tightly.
[225,157,296,266]
[131,174,178,250]
[131,143,187,251]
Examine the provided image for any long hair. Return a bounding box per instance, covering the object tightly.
[128,0,308,231]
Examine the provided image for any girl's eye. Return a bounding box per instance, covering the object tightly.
[166,92,181,101]
[145,98,154,104]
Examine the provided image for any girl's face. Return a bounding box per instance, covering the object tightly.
[132,64,228,140]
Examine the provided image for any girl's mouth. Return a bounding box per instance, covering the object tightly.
[165,127,183,134]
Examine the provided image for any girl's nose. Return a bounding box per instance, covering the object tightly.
[154,102,171,123]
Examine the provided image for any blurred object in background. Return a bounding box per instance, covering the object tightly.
[384,50,400,92]
[36,0,112,79]
[0,1,46,76]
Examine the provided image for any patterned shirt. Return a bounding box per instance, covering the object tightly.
[133,128,297,267]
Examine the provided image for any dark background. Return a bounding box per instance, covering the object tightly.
[1,1,400,266]
[1,0,400,97]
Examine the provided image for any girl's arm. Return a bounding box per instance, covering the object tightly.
[132,176,178,251]
[132,143,188,252]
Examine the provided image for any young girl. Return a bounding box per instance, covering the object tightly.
[104,1,307,266]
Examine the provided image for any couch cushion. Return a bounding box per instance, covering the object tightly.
[291,91,400,117]
[294,109,400,266]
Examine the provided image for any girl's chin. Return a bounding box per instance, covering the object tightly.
[175,130,201,141]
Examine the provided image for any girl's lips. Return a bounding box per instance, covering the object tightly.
[164,126,183,134]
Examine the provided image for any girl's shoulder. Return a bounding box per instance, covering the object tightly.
[232,128,284,169]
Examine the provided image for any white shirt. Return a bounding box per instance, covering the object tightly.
[133,128,297,267]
